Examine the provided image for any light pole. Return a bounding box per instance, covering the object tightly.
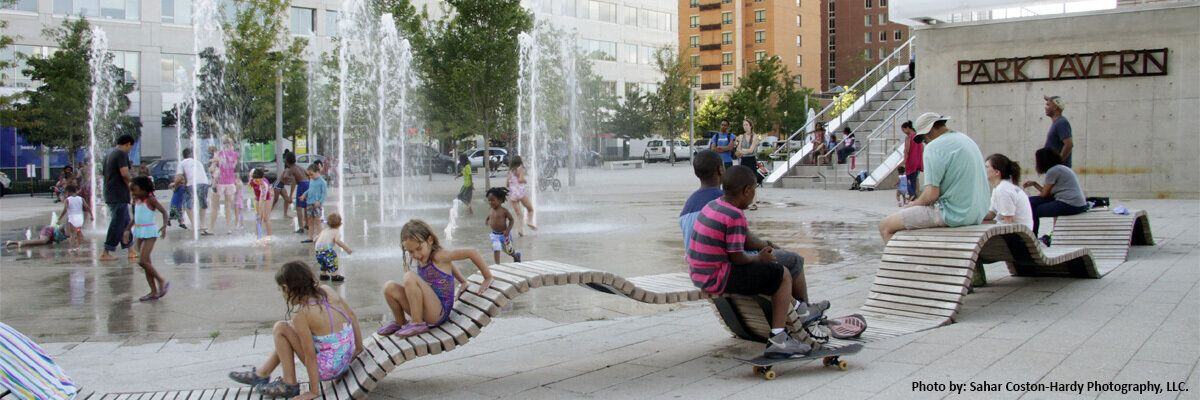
[689,88,695,156]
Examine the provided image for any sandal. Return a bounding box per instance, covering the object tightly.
[395,322,430,337]
[228,367,269,386]
[156,282,170,299]
[138,294,158,302]
[320,274,330,281]
[376,321,404,336]
[331,275,345,282]
[257,377,300,397]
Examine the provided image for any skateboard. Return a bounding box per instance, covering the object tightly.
[736,343,863,380]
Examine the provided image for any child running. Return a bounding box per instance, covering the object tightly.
[896,166,911,207]
[455,154,474,215]
[314,213,353,282]
[506,156,536,236]
[128,176,170,302]
[250,169,274,240]
[167,175,188,230]
[299,164,328,244]
[377,220,494,337]
[58,185,92,249]
[484,187,521,264]
[229,261,362,398]
[687,165,810,358]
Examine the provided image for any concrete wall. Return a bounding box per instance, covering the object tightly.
[914,3,1200,199]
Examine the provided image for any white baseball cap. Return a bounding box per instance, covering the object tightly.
[913,112,951,140]
[1044,95,1066,111]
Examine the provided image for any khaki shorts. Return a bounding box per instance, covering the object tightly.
[214,183,237,197]
[898,205,947,230]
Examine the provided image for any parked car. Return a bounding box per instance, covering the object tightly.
[464,148,508,169]
[691,139,709,154]
[242,161,280,182]
[146,159,178,189]
[406,144,458,174]
[0,171,9,197]
[643,140,690,162]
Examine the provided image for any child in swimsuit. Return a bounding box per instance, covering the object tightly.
[128,176,171,302]
[314,213,353,282]
[3,224,68,249]
[484,187,522,264]
[377,219,496,337]
[249,169,273,239]
[229,261,362,398]
[58,184,92,249]
[506,155,537,236]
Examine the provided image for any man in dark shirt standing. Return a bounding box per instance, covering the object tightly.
[100,135,135,261]
[1043,95,1073,167]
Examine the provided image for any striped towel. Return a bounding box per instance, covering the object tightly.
[0,322,78,399]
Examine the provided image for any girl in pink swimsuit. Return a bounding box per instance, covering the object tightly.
[377,219,497,337]
[506,155,537,236]
[229,261,362,398]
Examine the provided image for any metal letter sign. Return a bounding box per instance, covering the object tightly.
[957,48,1168,85]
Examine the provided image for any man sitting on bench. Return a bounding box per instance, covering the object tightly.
[878,112,990,243]
[686,164,815,358]
[681,150,829,319]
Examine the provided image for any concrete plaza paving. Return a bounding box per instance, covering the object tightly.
[1,163,1197,399]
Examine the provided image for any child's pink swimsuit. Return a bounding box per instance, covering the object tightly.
[309,298,355,380]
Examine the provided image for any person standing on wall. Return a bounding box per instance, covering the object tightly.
[1043,95,1073,168]
[99,135,135,262]
[709,120,738,168]
[898,120,924,200]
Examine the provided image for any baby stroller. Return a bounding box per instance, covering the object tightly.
[537,159,562,192]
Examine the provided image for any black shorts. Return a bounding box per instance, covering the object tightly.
[456,185,473,202]
[723,262,785,296]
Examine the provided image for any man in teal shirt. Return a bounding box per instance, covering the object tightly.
[879,112,990,243]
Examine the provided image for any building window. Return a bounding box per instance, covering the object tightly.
[795,35,801,46]
[584,39,617,61]
[880,31,887,42]
[830,69,836,79]
[159,53,194,91]
[880,0,887,6]
[643,46,655,65]
[623,43,638,64]
[639,9,671,31]
[289,7,314,35]
[722,0,731,3]
[829,18,835,29]
[55,0,140,21]
[722,52,732,65]
[895,30,902,41]
[325,10,339,36]
[160,0,191,24]
[754,9,765,23]
[4,0,37,12]
[689,35,699,48]
[721,11,732,24]
[690,54,699,67]
[864,15,871,26]
[865,0,872,8]
[864,49,871,60]
[880,47,886,59]
[111,51,139,84]
[754,30,765,44]
[754,51,766,62]
[689,0,698,7]
[721,72,733,87]
[878,13,885,25]
[624,7,637,25]
[691,75,700,87]
[721,31,732,45]
[689,15,699,28]
[796,54,802,66]
[864,32,871,43]
[589,1,616,23]
[561,0,577,17]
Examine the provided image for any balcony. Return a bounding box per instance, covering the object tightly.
[698,2,721,11]
[699,23,721,31]
[701,83,721,90]
[699,44,722,51]
[700,64,722,71]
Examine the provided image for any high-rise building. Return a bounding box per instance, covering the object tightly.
[678,0,821,93]
[821,0,910,91]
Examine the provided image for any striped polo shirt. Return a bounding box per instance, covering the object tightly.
[686,198,747,294]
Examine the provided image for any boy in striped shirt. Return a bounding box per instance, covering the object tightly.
[687,165,811,358]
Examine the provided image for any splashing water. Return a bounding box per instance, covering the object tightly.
[445,199,463,243]
[86,27,114,232]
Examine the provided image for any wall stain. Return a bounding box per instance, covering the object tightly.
[1073,167,1151,175]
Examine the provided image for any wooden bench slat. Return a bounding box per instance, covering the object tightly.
[881,254,975,268]
[868,292,959,311]
[884,247,979,260]
[872,277,968,295]
[875,269,970,285]
[885,240,981,251]
[863,299,957,318]
[870,284,965,303]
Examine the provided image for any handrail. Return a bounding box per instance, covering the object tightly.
[838,94,917,185]
[768,36,914,161]
[816,78,914,162]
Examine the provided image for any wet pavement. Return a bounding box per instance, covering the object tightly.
[1,164,886,341]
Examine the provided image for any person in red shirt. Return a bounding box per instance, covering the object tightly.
[898,120,924,200]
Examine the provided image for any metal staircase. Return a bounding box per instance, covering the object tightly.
[766,37,916,190]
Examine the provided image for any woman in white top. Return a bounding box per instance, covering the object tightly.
[983,154,1034,231]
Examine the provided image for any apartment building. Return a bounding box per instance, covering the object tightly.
[821,0,909,90]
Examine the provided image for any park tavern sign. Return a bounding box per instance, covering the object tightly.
[957,48,1168,85]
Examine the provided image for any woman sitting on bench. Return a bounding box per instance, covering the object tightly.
[1023,148,1088,243]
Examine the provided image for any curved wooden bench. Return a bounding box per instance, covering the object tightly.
[1051,209,1153,271]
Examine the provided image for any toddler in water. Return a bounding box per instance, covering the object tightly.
[168,175,188,230]
[314,213,353,282]
[128,176,171,302]
[300,164,328,243]
[58,185,92,249]
[484,187,522,264]
[506,156,537,236]
[250,168,274,239]
[229,261,362,398]
[896,166,910,207]
[4,223,68,248]
[377,220,494,337]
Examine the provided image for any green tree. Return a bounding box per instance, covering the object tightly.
[727,56,786,133]
[0,0,18,114]
[607,89,653,139]
[9,18,136,164]
[650,46,692,162]
[775,71,817,136]
[693,94,732,135]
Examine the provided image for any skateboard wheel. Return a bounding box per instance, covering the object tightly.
[838,360,848,371]
[822,356,836,366]
[752,366,765,375]
[763,370,776,380]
